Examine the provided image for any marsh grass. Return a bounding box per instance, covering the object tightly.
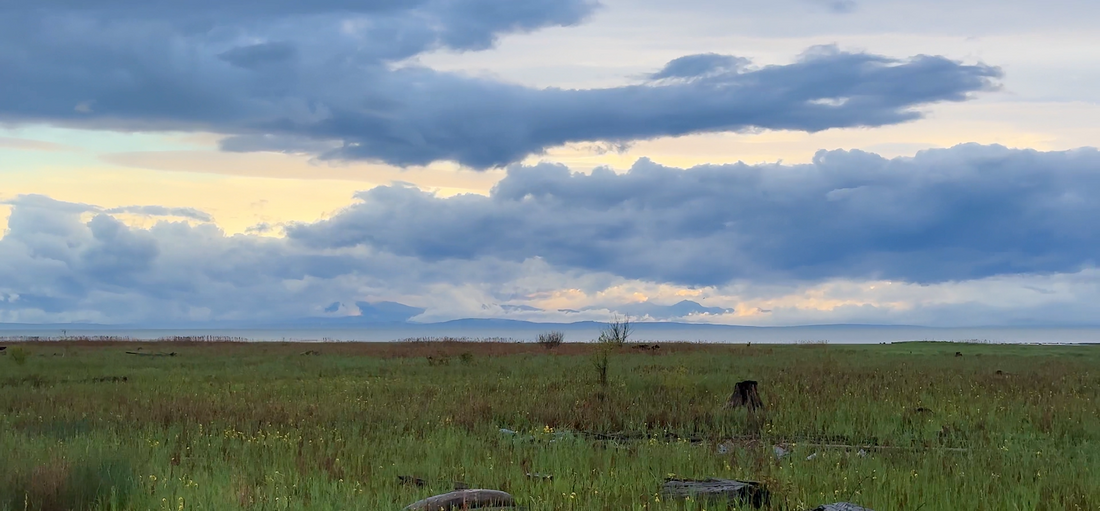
[593,346,611,386]
[0,449,135,511]
[0,341,1097,510]
[7,347,28,366]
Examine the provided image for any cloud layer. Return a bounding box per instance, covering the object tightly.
[3,145,1100,325]
[290,144,1100,285]
[0,0,998,168]
[0,195,487,323]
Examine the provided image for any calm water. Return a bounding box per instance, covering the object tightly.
[2,324,1099,344]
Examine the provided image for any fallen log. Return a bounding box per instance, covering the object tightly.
[125,351,176,357]
[661,478,769,508]
[89,376,128,383]
[808,503,874,511]
[404,489,515,511]
[579,431,968,453]
[791,441,968,453]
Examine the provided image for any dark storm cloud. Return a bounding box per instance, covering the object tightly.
[245,50,998,168]
[0,1,998,168]
[288,144,1100,285]
[0,0,597,127]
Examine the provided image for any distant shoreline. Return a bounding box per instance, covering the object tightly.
[2,324,1100,345]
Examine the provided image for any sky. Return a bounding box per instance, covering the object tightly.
[2,0,1100,326]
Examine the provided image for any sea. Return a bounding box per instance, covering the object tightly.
[2,323,1099,344]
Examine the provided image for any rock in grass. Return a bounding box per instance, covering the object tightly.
[403,489,515,511]
[661,478,769,508]
[808,503,874,511]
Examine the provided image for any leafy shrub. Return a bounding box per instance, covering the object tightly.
[537,331,565,349]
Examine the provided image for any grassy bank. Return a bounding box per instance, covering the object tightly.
[1,341,1097,510]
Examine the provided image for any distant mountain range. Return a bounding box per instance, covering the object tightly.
[0,317,934,331]
[1,316,1061,331]
[1,300,1096,331]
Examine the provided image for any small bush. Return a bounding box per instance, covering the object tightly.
[597,315,631,347]
[8,347,28,366]
[459,351,474,364]
[537,331,565,349]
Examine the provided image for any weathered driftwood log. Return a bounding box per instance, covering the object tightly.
[726,380,764,411]
[661,478,769,508]
[403,489,515,511]
[808,503,874,511]
[89,376,128,383]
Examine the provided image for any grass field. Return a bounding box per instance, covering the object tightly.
[1,340,1097,511]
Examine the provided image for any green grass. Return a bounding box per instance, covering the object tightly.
[1,341,1097,510]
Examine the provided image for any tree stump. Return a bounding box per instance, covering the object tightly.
[727,380,764,411]
[661,478,769,508]
[403,489,515,511]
